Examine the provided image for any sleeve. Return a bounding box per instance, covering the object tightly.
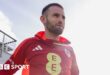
[70,47,79,75]
[0,38,31,75]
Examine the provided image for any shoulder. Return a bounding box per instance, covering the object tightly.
[17,37,40,48]
[21,37,39,44]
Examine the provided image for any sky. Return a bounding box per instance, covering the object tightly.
[0,0,110,75]
[0,11,17,39]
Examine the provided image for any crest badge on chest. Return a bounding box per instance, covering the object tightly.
[64,49,71,58]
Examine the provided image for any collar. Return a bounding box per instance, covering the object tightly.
[35,31,70,44]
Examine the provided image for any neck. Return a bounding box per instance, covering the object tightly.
[45,30,60,41]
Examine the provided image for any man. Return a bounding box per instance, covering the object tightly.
[0,3,79,75]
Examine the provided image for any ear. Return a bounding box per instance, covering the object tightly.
[40,16,46,24]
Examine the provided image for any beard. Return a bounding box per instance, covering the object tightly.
[45,20,64,35]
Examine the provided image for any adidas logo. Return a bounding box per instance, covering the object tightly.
[32,45,43,51]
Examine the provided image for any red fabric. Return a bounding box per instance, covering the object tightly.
[22,66,29,75]
[0,31,79,75]
[36,31,70,44]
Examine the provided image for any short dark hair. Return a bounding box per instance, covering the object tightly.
[42,3,63,15]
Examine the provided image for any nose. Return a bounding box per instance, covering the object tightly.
[58,16,65,25]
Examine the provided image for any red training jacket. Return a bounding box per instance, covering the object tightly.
[0,31,79,75]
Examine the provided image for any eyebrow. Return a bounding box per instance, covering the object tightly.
[53,13,65,19]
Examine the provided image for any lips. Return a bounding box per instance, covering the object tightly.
[56,25,63,29]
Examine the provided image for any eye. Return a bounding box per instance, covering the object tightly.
[53,13,59,17]
[53,13,65,20]
[62,15,65,20]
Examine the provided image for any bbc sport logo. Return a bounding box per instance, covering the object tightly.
[0,64,29,70]
[0,64,3,70]
[3,64,10,70]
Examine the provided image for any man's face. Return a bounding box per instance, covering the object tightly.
[44,6,65,35]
